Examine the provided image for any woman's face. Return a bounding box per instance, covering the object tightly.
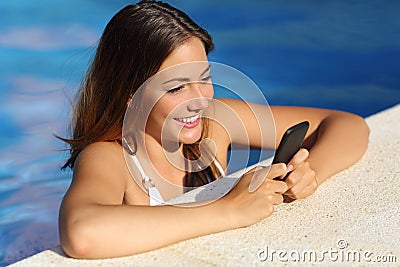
[145,38,213,145]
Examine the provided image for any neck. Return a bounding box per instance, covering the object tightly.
[142,132,186,173]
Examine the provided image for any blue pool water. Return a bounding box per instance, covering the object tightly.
[1,0,400,265]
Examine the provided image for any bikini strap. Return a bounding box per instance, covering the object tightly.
[131,154,164,206]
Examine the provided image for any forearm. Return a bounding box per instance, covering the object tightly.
[305,111,370,184]
[60,201,230,259]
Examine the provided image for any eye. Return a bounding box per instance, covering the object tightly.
[167,85,185,94]
[201,75,212,83]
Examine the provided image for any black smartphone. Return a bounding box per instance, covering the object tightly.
[272,121,309,165]
[248,120,310,192]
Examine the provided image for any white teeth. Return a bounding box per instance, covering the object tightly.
[176,114,199,124]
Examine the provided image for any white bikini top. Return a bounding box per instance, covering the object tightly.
[130,154,225,206]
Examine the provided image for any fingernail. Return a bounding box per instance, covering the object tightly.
[287,164,294,172]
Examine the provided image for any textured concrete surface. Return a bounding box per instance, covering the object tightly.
[11,104,400,266]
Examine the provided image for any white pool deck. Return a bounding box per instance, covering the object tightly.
[11,104,399,266]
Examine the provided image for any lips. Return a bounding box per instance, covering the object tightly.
[174,114,201,128]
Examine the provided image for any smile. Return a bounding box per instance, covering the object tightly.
[174,114,201,128]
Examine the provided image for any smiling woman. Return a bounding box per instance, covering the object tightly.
[55,0,370,259]
[6,0,398,265]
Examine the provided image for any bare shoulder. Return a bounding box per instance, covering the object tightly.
[75,141,127,177]
[77,141,125,165]
[66,141,130,205]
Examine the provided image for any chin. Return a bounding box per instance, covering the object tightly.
[179,128,203,145]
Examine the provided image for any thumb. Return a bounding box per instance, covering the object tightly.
[287,148,309,170]
[268,163,288,179]
[248,163,287,193]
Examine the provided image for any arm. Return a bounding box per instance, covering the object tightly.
[270,106,370,185]
[59,142,288,259]
[213,99,369,198]
[61,195,230,258]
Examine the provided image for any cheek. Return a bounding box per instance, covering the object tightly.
[152,97,180,121]
[204,84,214,98]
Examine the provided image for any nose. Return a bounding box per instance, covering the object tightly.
[188,97,209,112]
[187,83,210,112]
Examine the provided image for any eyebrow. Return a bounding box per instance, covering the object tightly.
[162,65,211,85]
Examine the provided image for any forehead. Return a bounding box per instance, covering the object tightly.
[155,61,210,84]
[158,37,208,72]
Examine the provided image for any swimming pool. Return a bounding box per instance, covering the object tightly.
[1,0,399,265]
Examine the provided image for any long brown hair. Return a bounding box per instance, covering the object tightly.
[59,0,222,187]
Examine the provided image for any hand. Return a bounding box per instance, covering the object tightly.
[221,164,288,228]
[284,148,318,199]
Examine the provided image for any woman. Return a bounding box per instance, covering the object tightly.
[58,0,369,259]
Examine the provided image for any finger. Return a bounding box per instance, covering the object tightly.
[275,149,309,180]
[248,171,265,193]
[286,178,317,199]
[270,180,289,194]
[266,192,284,205]
[287,148,309,171]
[262,179,288,194]
[248,164,286,193]
[247,166,271,193]
[285,168,317,199]
[267,163,288,179]
[285,161,310,188]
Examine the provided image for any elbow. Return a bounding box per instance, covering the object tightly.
[347,113,370,161]
[59,219,96,259]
